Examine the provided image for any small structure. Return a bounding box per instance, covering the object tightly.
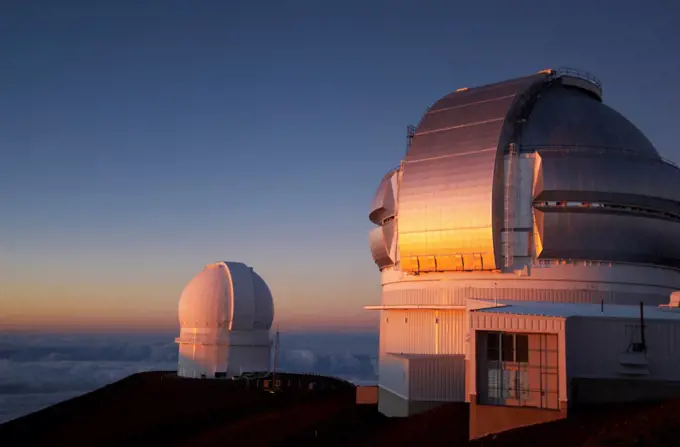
[356,386,379,405]
[175,261,274,379]
[466,299,680,438]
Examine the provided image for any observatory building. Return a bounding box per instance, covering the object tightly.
[367,68,680,434]
[176,261,274,379]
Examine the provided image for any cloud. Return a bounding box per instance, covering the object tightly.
[0,331,378,424]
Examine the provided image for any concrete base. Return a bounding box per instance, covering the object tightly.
[469,395,567,440]
[377,387,448,417]
[571,378,680,406]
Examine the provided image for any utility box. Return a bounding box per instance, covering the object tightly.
[356,386,379,404]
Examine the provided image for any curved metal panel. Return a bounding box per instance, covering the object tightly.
[225,262,256,331]
[536,210,680,267]
[521,87,658,157]
[383,219,397,261]
[429,75,543,113]
[534,152,680,215]
[370,225,394,269]
[251,272,274,330]
[398,74,548,272]
[369,169,397,225]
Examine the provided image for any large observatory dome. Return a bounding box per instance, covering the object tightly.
[178,261,274,332]
[176,261,274,379]
[369,68,680,277]
[367,68,680,418]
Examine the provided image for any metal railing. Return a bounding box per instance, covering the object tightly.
[550,67,603,94]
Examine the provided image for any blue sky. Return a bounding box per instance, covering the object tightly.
[1,0,678,330]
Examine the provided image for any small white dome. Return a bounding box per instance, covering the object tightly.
[178,261,274,331]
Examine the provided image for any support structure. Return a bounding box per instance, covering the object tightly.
[504,142,518,268]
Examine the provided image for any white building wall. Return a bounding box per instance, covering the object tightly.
[177,343,227,378]
[379,353,409,398]
[381,264,680,307]
[176,330,271,378]
[378,280,469,402]
[566,317,680,381]
[375,245,680,413]
[409,355,466,401]
[380,309,466,356]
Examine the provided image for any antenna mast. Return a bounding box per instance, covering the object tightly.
[272,325,280,389]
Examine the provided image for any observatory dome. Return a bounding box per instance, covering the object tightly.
[367,69,680,416]
[178,261,274,332]
[176,261,274,379]
[369,68,680,276]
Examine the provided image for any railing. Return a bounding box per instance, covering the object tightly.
[532,257,680,273]
[550,67,603,96]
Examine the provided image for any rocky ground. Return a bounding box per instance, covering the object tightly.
[3,371,680,446]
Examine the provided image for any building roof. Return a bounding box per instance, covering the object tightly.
[471,301,680,321]
[388,353,463,359]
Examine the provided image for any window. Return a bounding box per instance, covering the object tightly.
[515,334,529,363]
[487,332,530,363]
[487,332,500,361]
[480,332,559,410]
[502,334,515,361]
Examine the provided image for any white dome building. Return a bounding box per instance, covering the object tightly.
[175,261,274,379]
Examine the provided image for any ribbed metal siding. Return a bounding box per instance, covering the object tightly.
[408,355,466,402]
[382,310,435,354]
[470,313,565,333]
[438,311,467,354]
[382,309,466,356]
[383,283,469,306]
[382,283,668,306]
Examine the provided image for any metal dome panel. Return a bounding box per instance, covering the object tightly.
[534,151,680,215]
[369,169,397,225]
[398,74,548,273]
[520,87,658,157]
[370,222,396,269]
[252,272,274,330]
[536,210,680,267]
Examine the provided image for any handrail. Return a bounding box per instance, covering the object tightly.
[551,67,603,94]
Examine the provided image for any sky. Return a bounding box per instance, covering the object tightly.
[1,0,679,332]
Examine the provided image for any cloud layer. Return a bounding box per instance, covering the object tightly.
[0,331,377,423]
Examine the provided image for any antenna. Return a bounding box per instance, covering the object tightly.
[406,125,416,155]
[272,324,280,391]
